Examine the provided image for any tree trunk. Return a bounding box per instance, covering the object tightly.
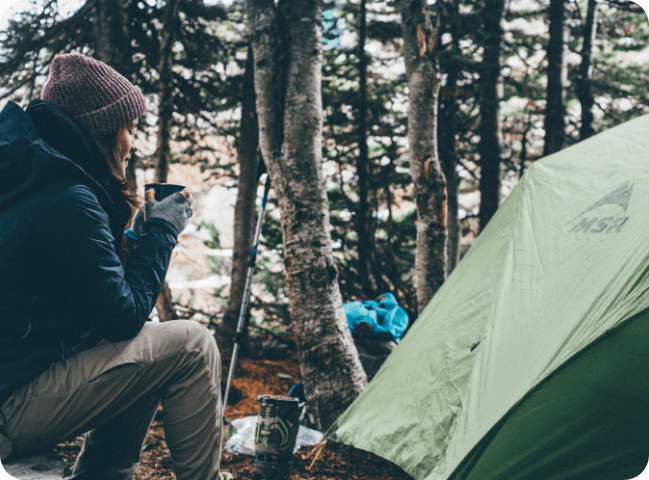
[220,44,260,350]
[156,281,176,322]
[125,157,138,195]
[93,0,137,197]
[544,0,567,155]
[578,0,598,141]
[355,0,374,298]
[154,0,181,322]
[154,0,180,184]
[477,0,505,232]
[155,285,177,322]
[519,115,533,179]
[247,0,367,430]
[438,0,461,273]
[400,0,447,316]
[94,0,130,74]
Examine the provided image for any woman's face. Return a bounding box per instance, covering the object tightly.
[116,120,138,175]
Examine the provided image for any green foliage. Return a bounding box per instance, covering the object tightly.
[583,3,649,128]
[261,208,283,249]
[200,221,221,249]
[321,0,417,313]
[251,253,290,325]
[0,0,243,175]
[195,221,230,311]
[2,0,648,326]
[199,207,290,326]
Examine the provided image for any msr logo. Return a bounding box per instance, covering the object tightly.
[569,182,634,234]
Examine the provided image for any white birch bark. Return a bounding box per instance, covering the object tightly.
[401,0,448,315]
[247,0,367,430]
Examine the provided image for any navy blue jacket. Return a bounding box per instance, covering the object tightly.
[0,100,178,404]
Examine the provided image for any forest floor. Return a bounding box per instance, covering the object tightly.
[53,347,414,480]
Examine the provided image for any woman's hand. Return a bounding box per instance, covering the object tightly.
[143,188,193,235]
[179,187,193,202]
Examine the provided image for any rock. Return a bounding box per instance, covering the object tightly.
[2,452,66,480]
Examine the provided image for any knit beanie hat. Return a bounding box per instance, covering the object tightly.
[41,54,146,139]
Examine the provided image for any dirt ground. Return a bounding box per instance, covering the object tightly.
[54,347,414,480]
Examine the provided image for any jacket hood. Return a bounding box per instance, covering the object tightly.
[0,100,128,223]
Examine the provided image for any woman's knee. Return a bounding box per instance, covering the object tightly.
[178,321,220,372]
[175,320,217,353]
[160,321,221,393]
[140,321,219,368]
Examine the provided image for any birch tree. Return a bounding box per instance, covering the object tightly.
[400,0,447,315]
[438,0,461,273]
[246,0,367,430]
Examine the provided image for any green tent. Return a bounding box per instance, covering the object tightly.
[333,114,649,480]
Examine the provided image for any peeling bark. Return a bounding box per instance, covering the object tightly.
[438,0,461,273]
[401,0,448,315]
[247,0,367,430]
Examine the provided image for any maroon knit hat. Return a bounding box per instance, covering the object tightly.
[41,54,146,139]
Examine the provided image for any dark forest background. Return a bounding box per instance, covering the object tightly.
[1,0,648,407]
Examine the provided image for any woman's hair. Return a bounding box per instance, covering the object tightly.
[38,54,147,261]
[97,129,140,261]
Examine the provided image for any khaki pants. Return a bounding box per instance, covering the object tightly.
[0,320,223,480]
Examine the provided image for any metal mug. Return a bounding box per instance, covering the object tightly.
[254,395,300,480]
[143,183,186,201]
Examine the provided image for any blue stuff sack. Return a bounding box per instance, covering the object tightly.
[344,292,409,341]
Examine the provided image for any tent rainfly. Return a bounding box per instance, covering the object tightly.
[332,114,649,480]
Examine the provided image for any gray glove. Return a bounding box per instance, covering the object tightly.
[130,209,146,235]
[143,192,193,234]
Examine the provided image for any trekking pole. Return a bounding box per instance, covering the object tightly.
[222,170,271,424]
